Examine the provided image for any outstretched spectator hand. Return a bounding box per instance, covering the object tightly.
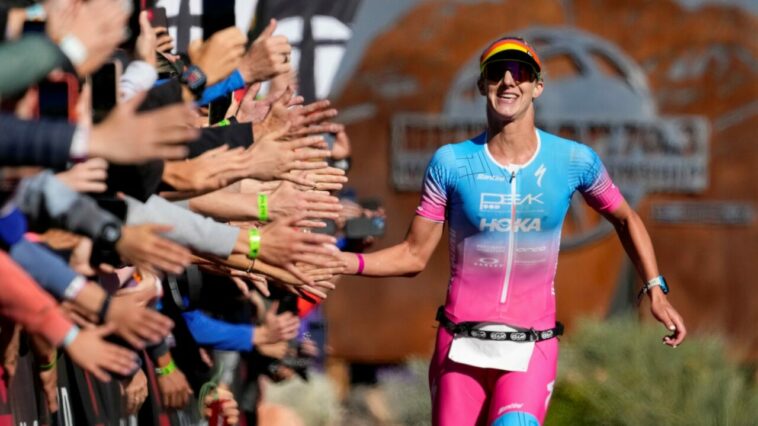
[88,92,199,164]
[253,301,299,346]
[253,86,338,139]
[230,274,269,298]
[266,181,342,220]
[234,82,275,124]
[116,224,192,275]
[46,0,130,76]
[64,324,138,382]
[291,166,348,192]
[196,258,271,297]
[239,18,292,83]
[188,27,246,86]
[213,254,338,299]
[108,286,174,349]
[56,158,108,193]
[295,261,344,284]
[162,145,250,195]
[246,124,331,186]
[257,214,339,285]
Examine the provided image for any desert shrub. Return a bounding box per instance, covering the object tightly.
[264,372,343,426]
[378,358,432,426]
[546,316,758,426]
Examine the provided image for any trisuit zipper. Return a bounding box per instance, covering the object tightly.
[500,168,518,303]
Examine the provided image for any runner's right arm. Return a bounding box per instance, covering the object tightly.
[340,145,452,277]
[339,215,443,277]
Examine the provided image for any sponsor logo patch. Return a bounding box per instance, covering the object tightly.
[479,218,542,232]
[480,193,544,210]
[476,173,506,182]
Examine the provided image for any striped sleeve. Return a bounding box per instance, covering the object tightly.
[571,144,624,213]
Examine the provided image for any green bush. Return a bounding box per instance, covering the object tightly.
[378,358,432,426]
[546,316,758,426]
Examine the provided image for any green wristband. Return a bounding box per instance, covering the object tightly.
[248,228,261,260]
[216,118,231,127]
[155,359,176,377]
[39,350,58,371]
[258,193,269,221]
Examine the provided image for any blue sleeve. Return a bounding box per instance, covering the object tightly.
[195,70,245,106]
[9,238,77,299]
[0,206,27,247]
[181,310,254,352]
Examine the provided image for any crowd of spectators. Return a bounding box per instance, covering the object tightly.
[0,1,373,424]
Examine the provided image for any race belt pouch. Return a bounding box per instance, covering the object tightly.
[438,307,563,372]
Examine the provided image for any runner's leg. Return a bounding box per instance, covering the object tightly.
[429,327,489,426]
[486,338,558,425]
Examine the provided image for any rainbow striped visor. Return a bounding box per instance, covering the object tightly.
[479,38,542,74]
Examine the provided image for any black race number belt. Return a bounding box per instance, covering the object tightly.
[436,306,563,342]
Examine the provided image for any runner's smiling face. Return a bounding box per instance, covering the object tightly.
[478,60,544,123]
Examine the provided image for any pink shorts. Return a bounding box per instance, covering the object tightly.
[428,326,558,426]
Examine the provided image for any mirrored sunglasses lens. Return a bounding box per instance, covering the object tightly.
[485,61,535,83]
[485,62,507,83]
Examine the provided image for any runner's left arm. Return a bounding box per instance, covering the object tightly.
[576,144,687,347]
[600,200,686,347]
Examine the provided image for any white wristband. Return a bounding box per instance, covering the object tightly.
[58,34,88,66]
[69,125,90,161]
[63,275,87,300]
[645,276,664,290]
[61,326,80,348]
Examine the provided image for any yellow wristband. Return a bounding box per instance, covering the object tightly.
[258,193,269,222]
[248,228,261,259]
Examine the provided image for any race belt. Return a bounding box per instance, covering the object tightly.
[436,306,563,342]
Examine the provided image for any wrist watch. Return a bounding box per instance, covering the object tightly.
[642,275,669,295]
[98,223,122,246]
[180,64,207,99]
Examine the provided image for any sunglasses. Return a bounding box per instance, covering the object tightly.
[483,60,538,84]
